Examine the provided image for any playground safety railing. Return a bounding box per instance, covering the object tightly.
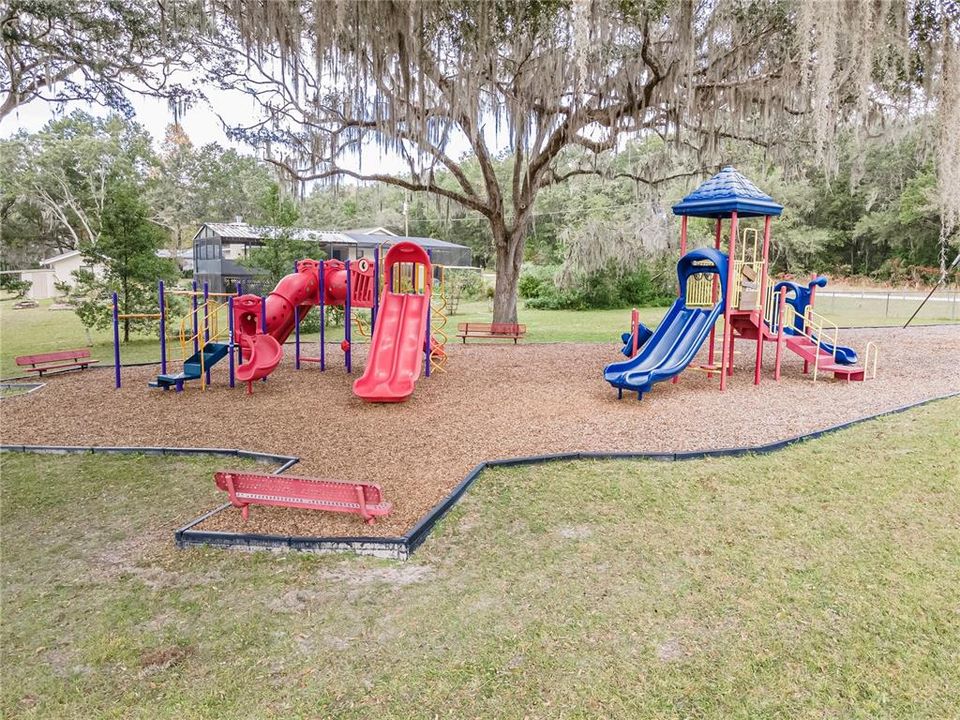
[790,306,840,383]
[863,341,880,380]
[178,299,232,391]
[729,227,770,312]
[685,273,716,308]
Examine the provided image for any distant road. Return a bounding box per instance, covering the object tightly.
[818,290,959,303]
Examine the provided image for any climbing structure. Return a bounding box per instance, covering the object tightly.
[607,166,877,399]
[670,166,876,389]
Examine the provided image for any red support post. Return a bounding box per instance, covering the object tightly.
[803,272,818,374]
[631,308,639,356]
[720,212,738,391]
[754,215,772,385]
[775,287,787,381]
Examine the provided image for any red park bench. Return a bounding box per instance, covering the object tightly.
[16,348,99,377]
[456,322,526,344]
[214,471,392,524]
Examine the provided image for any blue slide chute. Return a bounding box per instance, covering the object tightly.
[604,248,728,398]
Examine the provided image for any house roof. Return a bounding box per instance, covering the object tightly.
[348,226,397,236]
[672,166,783,218]
[342,233,468,250]
[39,249,82,265]
[197,223,469,252]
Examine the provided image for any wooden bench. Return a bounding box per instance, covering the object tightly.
[214,471,392,524]
[456,322,526,343]
[15,348,99,376]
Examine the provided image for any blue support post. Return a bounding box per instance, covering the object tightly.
[191,280,199,354]
[425,252,432,378]
[319,261,326,371]
[112,292,121,389]
[158,280,167,377]
[228,296,235,388]
[203,281,211,385]
[230,280,243,365]
[294,305,301,369]
[260,296,267,382]
[345,259,352,373]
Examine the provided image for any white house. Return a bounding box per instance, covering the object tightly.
[16,250,92,300]
[14,248,191,301]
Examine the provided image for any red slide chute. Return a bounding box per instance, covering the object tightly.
[353,242,431,403]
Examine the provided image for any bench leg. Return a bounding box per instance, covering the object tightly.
[241,504,249,521]
[355,486,374,523]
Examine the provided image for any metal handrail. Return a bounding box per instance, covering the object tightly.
[864,342,880,380]
[803,307,839,383]
[176,299,231,390]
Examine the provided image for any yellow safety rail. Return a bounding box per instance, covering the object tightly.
[685,273,716,308]
[430,266,449,371]
[730,227,768,311]
[177,298,232,391]
[779,304,840,383]
[167,290,237,298]
[761,279,779,328]
[863,342,880,380]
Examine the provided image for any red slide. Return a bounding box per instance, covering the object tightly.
[353,242,431,403]
[235,334,283,393]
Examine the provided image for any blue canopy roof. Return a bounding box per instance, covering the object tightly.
[672,166,783,218]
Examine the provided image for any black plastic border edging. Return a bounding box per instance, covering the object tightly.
[401,391,960,555]
[175,389,960,559]
[3,392,958,560]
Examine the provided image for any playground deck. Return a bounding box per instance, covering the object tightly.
[2,325,958,539]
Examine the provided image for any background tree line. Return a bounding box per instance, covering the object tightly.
[0,111,953,338]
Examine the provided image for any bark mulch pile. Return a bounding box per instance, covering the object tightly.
[2,326,958,538]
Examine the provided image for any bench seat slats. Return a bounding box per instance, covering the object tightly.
[16,348,93,366]
[214,471,392,524]
[456,322,526,343]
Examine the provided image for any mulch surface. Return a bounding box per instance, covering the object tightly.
[2,326,958,538]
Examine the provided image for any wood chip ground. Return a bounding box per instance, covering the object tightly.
[2,326,958,538]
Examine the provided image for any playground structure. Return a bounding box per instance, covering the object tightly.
[606,166,878,399]
[113,241,451,401]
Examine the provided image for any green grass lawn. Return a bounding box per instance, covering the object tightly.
[2,399,958,718]
[2,288,956,379]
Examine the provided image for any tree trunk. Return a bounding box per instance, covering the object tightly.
[491,222,526,324]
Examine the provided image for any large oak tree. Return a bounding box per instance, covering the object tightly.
[204,0,958,323]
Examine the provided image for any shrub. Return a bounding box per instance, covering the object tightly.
[522,261,674,310]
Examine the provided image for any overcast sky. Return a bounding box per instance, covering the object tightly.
[0,80,475,182]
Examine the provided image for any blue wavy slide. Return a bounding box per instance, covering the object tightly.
[604,248,728,399]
